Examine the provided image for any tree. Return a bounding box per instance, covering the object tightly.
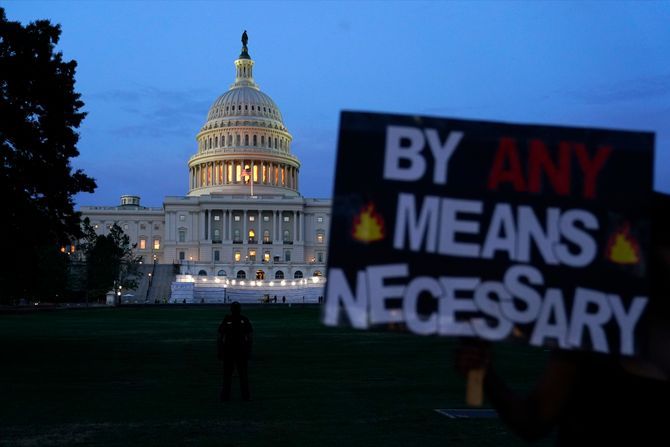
[80,218,142,302]
[0,8,96,303]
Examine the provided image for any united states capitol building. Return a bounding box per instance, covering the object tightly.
[80,34,330,303]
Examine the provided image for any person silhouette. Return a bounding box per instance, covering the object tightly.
[217,301,253,401]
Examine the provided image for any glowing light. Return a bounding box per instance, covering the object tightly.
[232,280,236,285]
[311,277,319,283]
[281,280,286,286]
[215,278,220,283]
[291,281,296,286]
[240,280,245,286]
[269,281,274,286]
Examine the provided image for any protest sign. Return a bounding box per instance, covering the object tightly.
[324,111,654,357]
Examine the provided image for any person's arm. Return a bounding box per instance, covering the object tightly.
[455,340,578,441]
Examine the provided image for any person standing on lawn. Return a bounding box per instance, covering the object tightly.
[217,301,253,401]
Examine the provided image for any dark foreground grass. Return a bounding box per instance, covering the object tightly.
[0,306,554,446]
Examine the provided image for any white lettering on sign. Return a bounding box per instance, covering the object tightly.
[383,125,464,184]
[393,193,599,267]
[323,264,648,355]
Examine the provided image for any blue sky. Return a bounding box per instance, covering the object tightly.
[5,0,670,207]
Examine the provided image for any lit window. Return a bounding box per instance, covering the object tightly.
[214,215,220,221]
[234,252,241,262]
[153,239,160,250]
[124,224,129,230]
[316,232,325,244]
[249,216,255,221]
[264,252,270,262]
[283,216,290,222]
[248,250,256,261]
[234,215,241,222]
[249,229,255,239]
[179,215,185,221]
[317,217,324,223]
[263,230,270,243]
[139,238,147,250]
[263,216,269,222]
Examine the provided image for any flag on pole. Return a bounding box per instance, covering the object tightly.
[240,166,254,196]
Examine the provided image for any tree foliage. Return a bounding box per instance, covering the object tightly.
[80,218,142,301]
[0,8,96,303]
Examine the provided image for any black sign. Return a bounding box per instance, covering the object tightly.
[324,111,655,356]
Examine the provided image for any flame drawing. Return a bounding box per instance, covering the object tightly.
[352,202,385,243]
[606,223,640,265]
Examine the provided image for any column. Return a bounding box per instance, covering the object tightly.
[243,210,247,245]
[199,210,205,241]
[292,211,297,243]
[227,209,232,240]
[274,210,279,242]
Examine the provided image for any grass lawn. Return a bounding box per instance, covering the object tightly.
[0,306,554,446]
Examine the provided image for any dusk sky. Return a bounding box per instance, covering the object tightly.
[5,1,670,207]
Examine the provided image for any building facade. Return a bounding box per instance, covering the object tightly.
[80,36,330,302]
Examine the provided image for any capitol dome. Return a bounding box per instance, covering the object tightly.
[188,34,300,197]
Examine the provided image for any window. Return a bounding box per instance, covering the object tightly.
[283,216,290,222]
[264,251,271,262]
[213,229,220,240]
[249,216,255,222]
[248,229,256,241]
[214,250,220,261]
[263,230,270,243]
[198,270,207,276]
[139,238,147,250]
[248,249,256,261]
[253,135,257,146]
[313,271,323,277]
[316,231,325,244]
[178,229,186,243]
[275,271,284,279]
[317,217,324,223]
[294,271,303,279]
[179,215,185,221]
[154,224,160,230]
[284,250,291,262]
[317,252,324,263]
[233,229,240,241]
[214,215,220,221]
[245,135,249,145]
[140,223,146,230]
[237,270,246,279]
[217,270,227,276]
[234,215,241,222]
[123,224,128,230]
[283,230,290,242]
[179,251,185,260]
[263,215,269,222]
[153,239,160,250]
[234,252,241,262]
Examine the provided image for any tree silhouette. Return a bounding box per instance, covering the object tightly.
[80,218,142,302]
[0,8,96,303]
